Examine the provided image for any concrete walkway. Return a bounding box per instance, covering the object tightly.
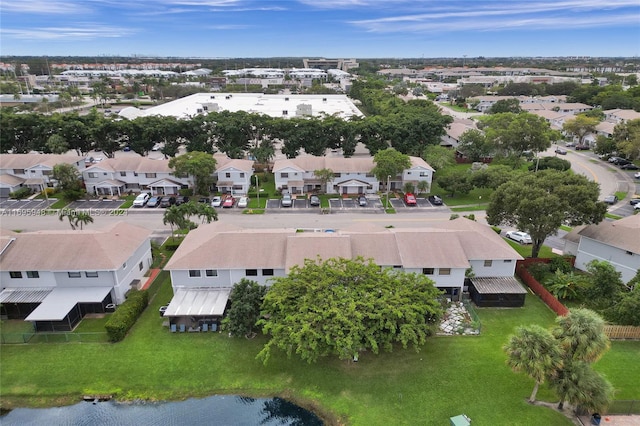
[578,415,640,425]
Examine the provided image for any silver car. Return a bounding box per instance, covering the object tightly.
[281,192,292,207]
[506,231,532,244]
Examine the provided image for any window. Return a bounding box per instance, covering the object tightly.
[420,172,429,177]
[120,171,127,177]
[205,269,218,277]
[240,173,245,178]
[9,271,22,279]
[246,269,258,276]
[281,173,289,178]
[483,260,493,267]
[68,272,81,278]
[189,270,201,277]
[503,259,512,263]
[42,170,52,176]
[85,271,98,278]
[139,261,143,271]
[333,173,341,178]
[422,268,434,275]
[122,262,127,269]
[13,169,25,174]
[27,271,39,278]
[262,269,274,276]
[145,173,156,178]
[439,268,451,276]
[88,172,98,178]
[225,172,231,178]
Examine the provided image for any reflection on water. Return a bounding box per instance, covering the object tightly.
[1,395,323,426]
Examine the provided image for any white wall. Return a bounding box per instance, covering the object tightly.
[170,268,286,289]
[1,270,57,289]
[575,238,640,284]
[113,240,153,303]
[468,259,517,277]
[404,267,466,289]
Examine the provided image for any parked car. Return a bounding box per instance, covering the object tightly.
[159,196,176,208]
[635,203,640,211]
[620,163,639,170]
[575,144,590,150]
[281,191,292,207]
[428,195,443,206]
[211,196,222,207]
[555,147,567,155]
[237,196,249,208]
[635,172,640,179]
[146,196,160,208]
[222,195,235,208]
[506,231,533,244]
[159,305,168,317]
[609,157,630,166]
[404,193,417,206]
[132,192,150,207]
[175,195,189,206]
[198,197,210,204]
[565,141,576,147]
[629,198,640,206]
[309,195,321,206]
[357,195,368,206]
[603,195,618,205]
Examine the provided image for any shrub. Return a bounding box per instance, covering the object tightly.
[105,290,149,342]
[163,242,181,251]
[491,226,502,234]
[527,262,551,282]
[179,188,193,197]
[549,257,573,274]
[9,187,32,199]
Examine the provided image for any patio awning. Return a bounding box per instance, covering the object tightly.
[25,287,112,321]
[164,288,230,317]
[94,179,125,188]
[0,288,52,303]
[470,277,527,294]
[23,178,45,185]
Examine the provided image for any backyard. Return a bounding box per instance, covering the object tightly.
[1,274,638,425]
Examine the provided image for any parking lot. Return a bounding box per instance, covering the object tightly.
[258,195,444,212]
[64,199,126,210]
[0,198,58,210]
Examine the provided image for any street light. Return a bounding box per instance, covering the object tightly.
[255,174,259,208]
[385,175,391,210]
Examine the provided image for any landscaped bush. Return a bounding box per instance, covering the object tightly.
[548,257,573,274]
[527,262,551,282]
[105,290,149,342]
[163,242,181,251]
[9,187,32,199]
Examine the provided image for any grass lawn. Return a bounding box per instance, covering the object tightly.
[614,191,627,201]
[504,239,560,258]
[3,276,637,425]
[118,195,136,209]
[605,213,623,220]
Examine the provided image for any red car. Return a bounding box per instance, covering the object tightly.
[404,193,417,206]
[222,196,235,208]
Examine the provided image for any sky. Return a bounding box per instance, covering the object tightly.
[1,0,639,58]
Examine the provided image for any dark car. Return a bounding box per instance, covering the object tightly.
[629,198,640,206]
[146,196,161,208]
[175,195,189,206]
[357,195,368,206]
[309,195,321,206]
[603,195,618,205]
[620,163,639,170]
[428,195,443,206]
[575,144,590,150]
[555,147,567,155]
[198,197,210,204]
[159,196,176,208]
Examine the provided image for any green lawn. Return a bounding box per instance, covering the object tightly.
[614,191,627,201]
[503,239,560,258]
[3,275,637,424]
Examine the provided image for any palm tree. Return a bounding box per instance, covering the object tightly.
[163,205,185,240]
[73,212,93,230]
[550,360,614,412]
[417,180,430,195]
[59,209,76,230]
[196,203,218,224]
[504,325,563,403]
[552,309,610,364]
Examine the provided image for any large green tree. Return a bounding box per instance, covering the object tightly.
[479,112,559,159]
[503,325,563,403]
[562,115,599,146]
[257,257,444,364]
[613,118,640,160]
[457,129,493,162]
[52,163,83,201]
[487,98,522,115]
[487,170,606,258]
[422,145,455,171]
[372,148,411,187]
[222,279,267,338]
[168,152,217,195]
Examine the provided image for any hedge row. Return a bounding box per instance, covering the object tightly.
[105,290,149,342]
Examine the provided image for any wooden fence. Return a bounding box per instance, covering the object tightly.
[603,325,640,340]
[516,260,569,316]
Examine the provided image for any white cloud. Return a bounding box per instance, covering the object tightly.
[1,0,91,14]
[1,25,135,40]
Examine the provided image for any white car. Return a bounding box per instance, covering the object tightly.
[634,171,640,179]
[506,231,533,244]
[211,196,222,207]
[132,193,150,207]
[237,196,249,208]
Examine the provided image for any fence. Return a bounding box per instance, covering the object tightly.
[1,332,108,344]
[516,260,569,316]
[603,325,640,340]
[606,400,640,415]
[462,300,482,333]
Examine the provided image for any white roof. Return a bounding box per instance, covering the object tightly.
[26,287,112,321]
[164,288,230,317]
[119,93,364,121]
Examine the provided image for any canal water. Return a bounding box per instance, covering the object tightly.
[0,395,324,425]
